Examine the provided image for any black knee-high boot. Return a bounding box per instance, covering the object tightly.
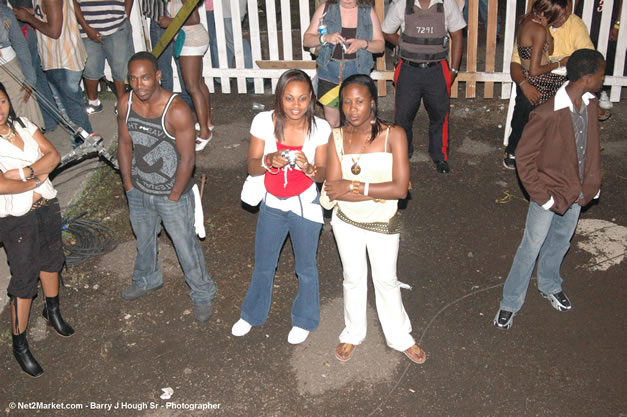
[42,295,75,337]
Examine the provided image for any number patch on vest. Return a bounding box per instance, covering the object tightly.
[415,26,434,34]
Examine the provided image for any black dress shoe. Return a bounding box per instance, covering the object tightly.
[435,161,450,174]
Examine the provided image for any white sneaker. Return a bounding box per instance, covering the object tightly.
[231,319,252,336]
[599,90,613,110]
[287,327,309,344]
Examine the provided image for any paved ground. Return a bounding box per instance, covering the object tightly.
[0,89,624,417]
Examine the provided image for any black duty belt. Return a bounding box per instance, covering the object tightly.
[405,60,440,68]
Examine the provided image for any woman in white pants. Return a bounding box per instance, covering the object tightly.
[324,74,425,364]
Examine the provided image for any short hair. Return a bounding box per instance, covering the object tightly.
[531,0,569,26]
[566,49,605,82]
[128,51,158,73]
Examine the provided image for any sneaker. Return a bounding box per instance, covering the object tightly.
[503,152,516,170]
[599,90,613,110]
[287,326,309,344]
[493,309,515,329]
[193,303,212,323]
[540,290,572,311]
[120,284,163,301]
[231,319,252,336]
[86,102,103,115]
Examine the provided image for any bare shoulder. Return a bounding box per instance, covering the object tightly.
[165,95,194,128]
[118,91,130,114]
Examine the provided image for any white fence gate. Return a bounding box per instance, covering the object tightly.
[126,0,626,101]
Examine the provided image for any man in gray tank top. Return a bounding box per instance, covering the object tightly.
[116,52,216,323]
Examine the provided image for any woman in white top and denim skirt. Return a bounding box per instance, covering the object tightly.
[232,70,331,344]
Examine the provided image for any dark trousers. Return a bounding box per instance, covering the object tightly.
[505,84,536,156]
[394,60,451,161]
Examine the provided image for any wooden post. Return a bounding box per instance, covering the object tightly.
[484,0,498,98]
[375,0,387,96]
[465,0,478,98]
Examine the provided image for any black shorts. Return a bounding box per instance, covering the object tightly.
[1,198,65,298]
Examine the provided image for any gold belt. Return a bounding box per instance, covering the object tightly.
[336,208,400,235]
[30,198,50,211]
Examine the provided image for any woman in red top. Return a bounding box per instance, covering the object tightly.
[231,70,331,345]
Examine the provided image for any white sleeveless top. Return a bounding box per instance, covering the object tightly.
[335,127,398,223]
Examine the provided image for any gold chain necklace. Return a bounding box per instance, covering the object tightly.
[346,127,369,175]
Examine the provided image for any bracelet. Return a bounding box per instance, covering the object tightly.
[319,34,326,45]
[25,165,34,180]
[350,180,360,194]
[261,154,279,174]
[365,39,369,50]
[33,177,41,187]
[557,60,561,69]
[614,21,620,29]
[450,67,459,75]
[364,182,369,196]
[304,163,317,178]
[18,167,26,182]
[519,79,528,87]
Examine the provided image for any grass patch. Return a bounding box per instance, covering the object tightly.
[62,163,134,243]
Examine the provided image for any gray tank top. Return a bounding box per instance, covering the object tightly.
[125,92,193,195]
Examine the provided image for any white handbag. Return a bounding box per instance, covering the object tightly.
[240,174,266,207]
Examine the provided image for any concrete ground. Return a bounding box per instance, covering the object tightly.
[0,88,625,417]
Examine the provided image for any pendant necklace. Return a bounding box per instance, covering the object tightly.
[347,127,368,175]
[0,127,16,144]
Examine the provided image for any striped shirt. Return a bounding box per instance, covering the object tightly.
[141,0,167,20]
[33,0,87,71]
[77,0,127,37]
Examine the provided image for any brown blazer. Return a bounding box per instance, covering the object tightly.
[516,96,602,215]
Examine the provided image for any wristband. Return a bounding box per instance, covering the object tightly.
[365,39,369,50]
[33,177,41,187]
[18,167,26,182]
[364,182,369,196]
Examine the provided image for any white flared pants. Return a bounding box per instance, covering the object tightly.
[331,211,415,352]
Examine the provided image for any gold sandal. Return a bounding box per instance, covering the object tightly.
[403,344,427,364]
[335,343,356,362]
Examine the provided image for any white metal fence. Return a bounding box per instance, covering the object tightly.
[126,0,626,101]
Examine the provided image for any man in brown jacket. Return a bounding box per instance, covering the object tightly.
[494,49,605,329]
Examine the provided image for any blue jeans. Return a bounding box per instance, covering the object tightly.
[149,19,193,108]
[23,24,58,132]
[45,68,93,145]
[240,203,322,331]
[83,19,134,81]
[126,188,216,306]
[500,202,581,313]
